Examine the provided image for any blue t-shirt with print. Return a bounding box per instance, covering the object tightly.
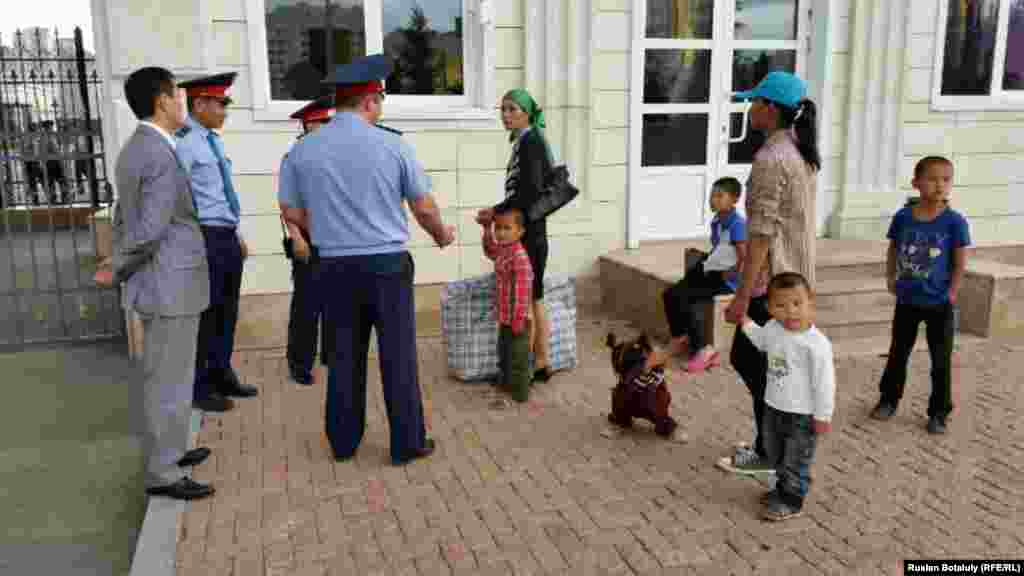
[887,207,971,306]
[709,210,747,292]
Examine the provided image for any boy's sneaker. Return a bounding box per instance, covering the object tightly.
[668,428,689,444]
[717,446,775,476]
[926,415,947,435]
[760,489,781,507]
[600,424,626,439]
[762,499,802,522]
[870,401,896,421]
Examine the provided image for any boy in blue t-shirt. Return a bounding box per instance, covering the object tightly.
[871,156,971,434]
[662,177,747,373]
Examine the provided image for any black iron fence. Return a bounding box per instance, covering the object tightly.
[0,27,122,349]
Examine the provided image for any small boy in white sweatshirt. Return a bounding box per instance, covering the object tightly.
[740,271,835,522]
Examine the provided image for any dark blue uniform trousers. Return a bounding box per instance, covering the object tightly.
[194,225,243,401]
[287,259,327,377]
[320,252,427,462]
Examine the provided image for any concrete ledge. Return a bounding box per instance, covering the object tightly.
[960,260,1024,338]
[600,239,1024,346]
[599,247,734,350]
[128,410,202,576]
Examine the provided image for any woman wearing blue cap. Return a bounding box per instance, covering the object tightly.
[717,72,822,490]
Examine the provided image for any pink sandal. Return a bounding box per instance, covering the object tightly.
[685,349,720,373]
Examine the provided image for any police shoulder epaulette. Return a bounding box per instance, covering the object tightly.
[375,124,402,136]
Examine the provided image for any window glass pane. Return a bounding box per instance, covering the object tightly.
[266,0,366,101]
[734,0,798,40]
[646,0,714,39]
[728,111,765,165]
[644,50,712,103]
[732,50,796,92]
[642,114,708,166]
[383,0,464,95]
[940,0,1000,96]
[1004,0,1024,90]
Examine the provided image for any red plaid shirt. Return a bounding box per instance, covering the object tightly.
[483,231,533,334]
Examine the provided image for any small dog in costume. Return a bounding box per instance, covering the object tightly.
[602,333,687,443]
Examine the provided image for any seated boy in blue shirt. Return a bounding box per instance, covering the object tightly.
[662,177,747,373]
[870,156,971,435]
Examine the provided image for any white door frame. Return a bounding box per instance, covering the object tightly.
[626,0,833,249]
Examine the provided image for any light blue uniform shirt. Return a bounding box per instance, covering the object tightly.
[277,112,430,257]
[175,116,239,228]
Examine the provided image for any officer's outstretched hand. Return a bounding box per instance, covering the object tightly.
[475,208,494,226]
[437,225,456,249]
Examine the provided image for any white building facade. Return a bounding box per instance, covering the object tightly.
[90,0,1024,299]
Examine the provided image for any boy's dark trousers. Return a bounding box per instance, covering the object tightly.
[498,325,531,402]
[878,301,955,418]
[729,295,771,458]
[662,260,731,354]
[762,406,817,509]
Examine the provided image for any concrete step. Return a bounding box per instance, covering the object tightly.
[817,261,887,281]
[814,305,894,342]
[814,277,893,314]
[830,333,983,358]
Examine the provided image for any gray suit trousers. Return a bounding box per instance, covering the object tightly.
[141,313,200,487]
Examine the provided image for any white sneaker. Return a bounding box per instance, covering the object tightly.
[600,425,625,439]
[668,428,689,444]
[716,446,776,476]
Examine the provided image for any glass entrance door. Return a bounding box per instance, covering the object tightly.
[629,0,807,244]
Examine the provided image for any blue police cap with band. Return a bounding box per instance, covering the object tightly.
[179,72,238,106]
[322,54,393,94]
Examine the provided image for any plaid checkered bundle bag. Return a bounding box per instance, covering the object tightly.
[441,273,578,382]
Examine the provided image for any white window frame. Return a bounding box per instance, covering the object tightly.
[931,0,1024,111]
[245,0,497,122]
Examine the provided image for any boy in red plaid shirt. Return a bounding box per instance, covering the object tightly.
[482,206,534,403]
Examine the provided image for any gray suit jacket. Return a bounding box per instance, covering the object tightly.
[113,124,210,317]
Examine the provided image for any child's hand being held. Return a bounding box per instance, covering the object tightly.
[813,419,831,435]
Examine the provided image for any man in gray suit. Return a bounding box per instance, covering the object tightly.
[96,67,215,500]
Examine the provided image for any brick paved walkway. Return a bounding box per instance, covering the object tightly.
[175,316,1024,575]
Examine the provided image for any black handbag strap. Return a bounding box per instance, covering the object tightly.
[279,214,290,239]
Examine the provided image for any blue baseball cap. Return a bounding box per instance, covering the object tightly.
[733,71,806,109]
[321,53,393,87]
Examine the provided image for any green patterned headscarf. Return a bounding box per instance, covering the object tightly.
[504,89,546,130]
[503,89,555,162]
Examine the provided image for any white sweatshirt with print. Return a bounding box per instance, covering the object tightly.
[742,319,836,422]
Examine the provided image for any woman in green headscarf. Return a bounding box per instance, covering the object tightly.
[476,89,555,383]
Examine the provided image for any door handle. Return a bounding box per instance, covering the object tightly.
[724,97,751,144]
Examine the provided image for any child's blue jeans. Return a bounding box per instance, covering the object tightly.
[763,405,817,509]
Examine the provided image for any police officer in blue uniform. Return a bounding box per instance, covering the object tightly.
[278,54,455,465]
[176,73,259,412]
[282,95,335,385]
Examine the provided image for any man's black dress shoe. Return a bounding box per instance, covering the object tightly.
[177,447,211,467]
[193,393,234,413]
[145,477,215,500]
[218,369,259,398]
[392,438,436,466]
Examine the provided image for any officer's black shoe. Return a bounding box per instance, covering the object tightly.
[392,438,436,466]
[218,369,259,398]
[927,415,947,435]
[145,477,215,501]
[177,447,211,467]
[193,393,234,413]
[289,363,313,386]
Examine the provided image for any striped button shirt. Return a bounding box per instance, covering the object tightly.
[745,129,818,294]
